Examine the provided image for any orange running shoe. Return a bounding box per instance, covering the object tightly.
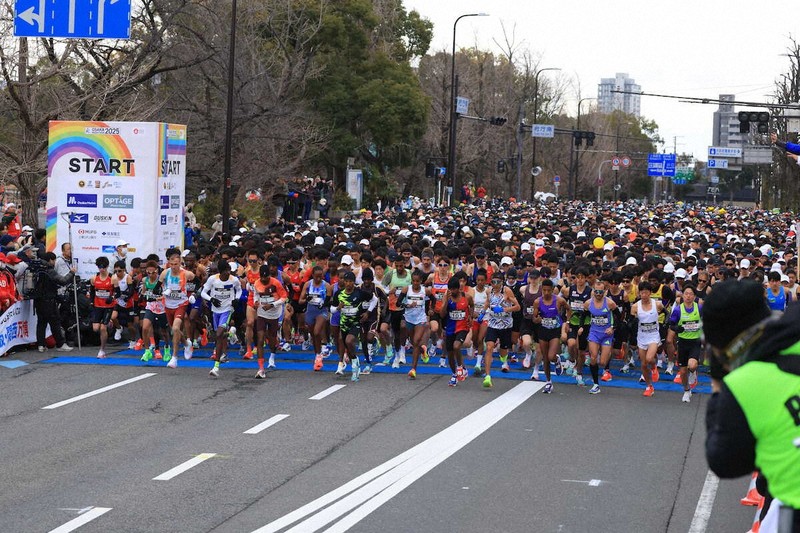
[313,354,323,371]
[673,374,682,384]
[651,367,660,383]
[154,348,162,360]
[200,329,209,347]
[601,370,612,382]
[243,348,253,360]
[643,385,655,397]
[134,338,144,351]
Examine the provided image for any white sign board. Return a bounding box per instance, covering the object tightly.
[46,121,187,278]
[531,124,555,138]
[0,300,42,357]
[346,169,363,210]
[743,146,774,165]
[711,175,720,184]
[708,146,742,158]
[456,97,470,115]
[707,158,729,169]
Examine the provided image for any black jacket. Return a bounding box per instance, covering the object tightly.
[36,265,74,300]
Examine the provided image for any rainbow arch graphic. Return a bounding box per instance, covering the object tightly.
[48,121,135,177]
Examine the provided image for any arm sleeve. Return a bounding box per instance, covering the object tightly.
[705,383,757,478]
[367,294,378,312]
[668,306,681,325]
[785,140,800,155]
[201,278,213,301]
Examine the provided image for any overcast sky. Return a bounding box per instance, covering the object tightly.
[404,0,797,163]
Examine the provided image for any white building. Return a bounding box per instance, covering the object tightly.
[597,73,641,117]
[712,94,744,148]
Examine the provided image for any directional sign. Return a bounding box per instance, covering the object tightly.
[708,146,742,158]
[611,157,620,170]
[647,153,676,177]
[553,175,560,184]
[707,158,729,169]
[15,0,132,39]
[532,124,555,138]
[455,97,470,115]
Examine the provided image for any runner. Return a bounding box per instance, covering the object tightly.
[468,268,490,376]
[90,256,117,359]
[160,247,195,369]
[427,255,451,368]
[519,267,542,376]
[483,271,520,388]
[532,279,568,393]
[110,261,138,349]
[401,269,430,379]
[202,260,243,378]
[439,277,473,386]
[381,252,412,368]
[334,271,377,381]
[766,270,793,312]
[563,266,592,385]
[630,281,664,397]
[252,264,288,378]
[242,248,264,360]
[668,283,702,403]
[139,260,169,364]
[299,265,331,371]
[583,279,618,394]
[183,251,207,353]
[356,268,386,375]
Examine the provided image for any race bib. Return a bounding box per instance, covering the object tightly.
[260,295,275,305]
[541,317,559,329]
[310,295,323,305]
[683,321,700,332]
[591,316,609,327]
[525,306,534,315]
[570,300,583,311]
[641,322,658,333]
[342,306,358,316]
[449,310,466,321]
[96,289,110,299]
[168,290,183,300]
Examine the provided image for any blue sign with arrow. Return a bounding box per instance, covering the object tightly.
[647,153,676,178]
[14,0,132,39]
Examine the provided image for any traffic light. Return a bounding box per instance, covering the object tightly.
[497,160,506,173]
[738,111,770,134]
[488,116,507,126]
[425,162,436,179]
[573,130,595,146]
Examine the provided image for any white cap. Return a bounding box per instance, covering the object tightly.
[534,239,545,247]
[577,231,586,238]
[314,236,325,246]
[500,256,514,266]
[782,274,790,283]
[239,227,247,233]
[21,225,33,232]
[181,249,191,258]
[740,258,751,269]
[435,229,444,236]
[340,254,354,265]
[501,231,513,241]
[675,268,687,279]
[707,248,715,255]
[771,263,783,272]
[232,235,241,242]
[603,242,614,251]
[663,262,675,273]
[359,238,370,246]
[116,239,129,247]
[520,243,531,251]
[625,257,637,265]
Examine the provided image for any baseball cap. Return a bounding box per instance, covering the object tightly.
[340,254,354,265]
[500,256,514,266]
[116,239,129,247]
[314,236,325,246]
[359,238,370,246]
[520,243,531,252]
[675,268,687,279]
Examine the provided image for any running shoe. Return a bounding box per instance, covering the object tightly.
[408,368,417,380]
[321,344,332,358]
[243,349,253,360]
[673,374,682,384]
[209,366,219,378]
[219,354,229,364]
[134,338,144,351]
[638,374,646,384]
[267,355,276,369]
[97,350,106,359]
[456,366,467,382]
[682,390,692,403]
[643,385,655,397]
[193,339,200,349]
[589,384,601,394]
[128,340,137,350]
[184,341,194,360]
[554,357,563,376]
[167,355,178,369]
[228,326,238,345]
[255,369,266,379]
[438,357,447,368]
[482,375,492,388]
[280,341,291,352]
[302,339,312,351]
[154,348,162,360]
[651,367,660,383]
[576,375,585,386]
[351,359,360,382]
[381,345,394,365]
[655,359,664,369]
[335,362,345,375]
[141,348,153,362]
[665,361,675,375]
[689,370,698,389]
[114,327,123,341]
[472,365,483,377]
[200,329,208,346]
[621,363,631,374]
[601,370,612,382]
[522,352,532,369]
[501,362,510,373]
[361,364,372,375]
[398,347,406,365]
[426,339,436,359]
[163,346,172,363]
[449,374,458,387]
[57,344,74,352]
[531,367,540,381]
[420,345,429,364]
[313,354,323,371]
[367,341,376,359]
[391,357,400,369]
[543,382,553,394]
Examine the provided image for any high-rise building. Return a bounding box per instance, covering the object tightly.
[712,94,745,148]
[597,73,641,117]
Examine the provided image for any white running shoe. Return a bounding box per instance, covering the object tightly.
[398,347,406,365]
[576,375,585,386]
[38,346,46,352]
[665,361,675,375]
[280,341,291,352]
[682,390,692,403]
[522,352,532,369]
[621,363,631,374]
[438,357,447,368]
[335,362,345,375]
[167,356,178,369]
[228,326,238,345]
[267,354,276,369]
[114,327,123,341]
[209,366,219,378]
[184,340,194,360]
[302,340,312,351]
[255,369,266,379]
[501,362,510,373]
[321,344,331,357]
[97,350,106,359]
[57,344,73,352]
[531,368,540,381]
[128,341,137,350]
[589,384,601,394]
[689,370,697,387]
[367,341,375,358]
[391,357,400,369]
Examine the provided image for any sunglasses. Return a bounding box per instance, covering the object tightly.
[248,259,260,263]
[725,263,734,266]
[438,263,449,267]
[491,279,502,284]
[622,279,631,283]
[475,255,486,259]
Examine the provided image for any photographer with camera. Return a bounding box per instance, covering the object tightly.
[33,252,75,353]
[703,279,800,532]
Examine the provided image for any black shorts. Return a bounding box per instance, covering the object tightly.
[115,305,137,326]
[143,309,168,329]
[511,312,523,333]
[91,307,114,325]
[342,325,361,340]
[677,338,703,367]
[389,310,405,332]
[290,299,307,314]
[519,318,538,340]
[255,317,279,336]
[568,323,589,351]
[613,321,629,349]
[485,327,512,350]
[445,330,468,351]
[537,326,561,342]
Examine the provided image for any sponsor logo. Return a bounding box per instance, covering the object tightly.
[81,245,100,251]
[102,245,116,253]
[160,195,169,209]
[160,215,167,226]
[77,229,97,235]
[170,195,181,209]
[67,194,97,208]
[132,127,145,135]
[117,214,128,224]
[103,194,134,209]
[93,215,112,222]
[100,231,120,237]
[162,181,176,190]
[69,213,88,224]
[84,126,120,135]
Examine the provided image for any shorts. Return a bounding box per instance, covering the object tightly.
[677,338,703,367]
[613,321,629,349]
[115,305,137,326]
[341,324,360,340]
[290,299,307,314]
[568,323,589,351]
[213,311,233,331]
[472,319,486,335]
[588,328,613,347]
[190,296,203,311]
[165,304,188,326]
[659,323,669,344]
[429,314,442,328]
[389,310,405,332]
[537,325,560,342]
[485,327,512,350]
[445,330,468,351]
[330,309,340,327]
[255,317,279,336]
[406,320,427,329]
[143,309,168,329]
[91,307,114,325]
[305,304,329,326]
[519,318,538,340]
[511,312,523,333]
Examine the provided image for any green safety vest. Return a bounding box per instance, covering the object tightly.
[677,303,702,340]
[724,347,800,509]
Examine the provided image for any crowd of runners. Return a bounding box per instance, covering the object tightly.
[82,199,800,401]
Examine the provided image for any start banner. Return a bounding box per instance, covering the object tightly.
[45,121,187,278]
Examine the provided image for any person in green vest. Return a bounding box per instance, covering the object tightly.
[703,279,800,532]
[668,284,703,403]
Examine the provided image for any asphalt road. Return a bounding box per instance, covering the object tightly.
[0,344,756,533]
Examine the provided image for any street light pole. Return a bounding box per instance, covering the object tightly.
[529,67,560,201]
[447,12,488,205]
[221,0,238,238]
[571,97,595,200]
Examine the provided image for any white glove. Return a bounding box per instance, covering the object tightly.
[330,305,338,314]
[189,294,196,305]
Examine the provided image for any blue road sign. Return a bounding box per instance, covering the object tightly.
[14,0,132,39]
[647,153,676,177]
[553,175,560,184]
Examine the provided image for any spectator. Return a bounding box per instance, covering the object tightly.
[31,228,46,258]
[55,242,73,278]
[228,209,240,235]
[33,252,75,352]
[2,203,21,239]
[211,214,223,234]
[112,239,129,268]
[0,224,16,253]
[184,203,198,229]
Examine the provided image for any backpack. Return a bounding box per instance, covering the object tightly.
[21,260,48,299]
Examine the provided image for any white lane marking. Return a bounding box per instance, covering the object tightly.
[42,373,157,410]
[153,453,216,481]
[244,414,290,435]
[688,470,719,533]
[562,479,603,487]
[309,385,346,401]
[49,506,112,533]
[253,381,545,533]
